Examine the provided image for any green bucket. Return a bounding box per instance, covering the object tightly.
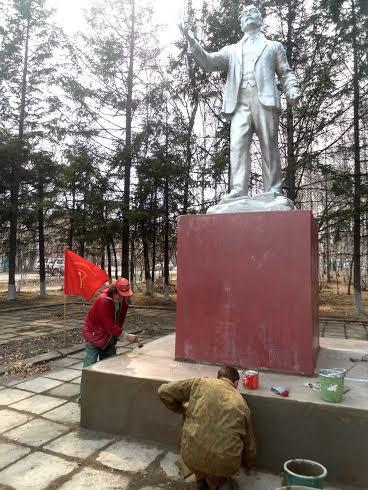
[319,368,345,403]
[284,459,328,489]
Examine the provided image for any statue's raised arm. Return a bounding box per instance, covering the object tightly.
[179,23,230,73]
[179,5,300,214]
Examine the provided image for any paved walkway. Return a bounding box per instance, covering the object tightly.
[0,344,361,489]
[0,304,86,346]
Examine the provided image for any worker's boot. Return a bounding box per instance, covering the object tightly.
[196,479,209,489]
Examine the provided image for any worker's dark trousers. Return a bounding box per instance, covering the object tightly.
[82,336,117,368]
[79,337,117,403]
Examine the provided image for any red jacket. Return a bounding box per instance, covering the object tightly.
[82,288,129,349]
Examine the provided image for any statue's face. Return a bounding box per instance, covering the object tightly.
[240,7,262,32]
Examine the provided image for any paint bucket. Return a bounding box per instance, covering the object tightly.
[242,370,259,389]
[319,368,345,403]
[284,459,327,489]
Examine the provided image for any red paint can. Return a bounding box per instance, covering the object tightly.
[242,370,259,390]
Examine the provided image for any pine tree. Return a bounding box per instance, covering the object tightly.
[0,0,63,299]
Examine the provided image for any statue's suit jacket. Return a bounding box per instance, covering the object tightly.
[189,33,298,120]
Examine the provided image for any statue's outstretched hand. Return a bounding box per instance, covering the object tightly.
[178,24,196,45]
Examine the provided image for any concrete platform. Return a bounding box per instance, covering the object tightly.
[81,335,368,488]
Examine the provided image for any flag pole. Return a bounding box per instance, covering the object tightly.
[64,294,67,347]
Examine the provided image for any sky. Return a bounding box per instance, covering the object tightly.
[48,0,187,46]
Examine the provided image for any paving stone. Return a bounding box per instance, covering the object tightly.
[70,376,81,385]
[0,388,33,405]
[45,429,113,459]
[43,402,80,425]
[4,418,68,447]
[69,361,83,370]
[0,450,77,489]
[47,382,80,399]
[0,409,33,434]
[11,394,66,414]
[16,377,64,393]
[52,357,79,368]
[0,441,31,470]
[59,466,130,489]
[97,438,162,472]
[67,351,85,360]
[159,451,181,480]
[2,377,30,387]
[43,368,80,382]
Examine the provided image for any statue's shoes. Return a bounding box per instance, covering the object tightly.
[220,189,246,202]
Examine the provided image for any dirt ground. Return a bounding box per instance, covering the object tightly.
[319,282,368,319]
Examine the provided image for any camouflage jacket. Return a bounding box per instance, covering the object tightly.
[158,377,256,477]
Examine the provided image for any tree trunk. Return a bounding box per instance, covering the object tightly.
[142,225,152,295]
[121,0,136,278]
[163,98,170,302]
[38,182,46,299]
[8,6,31,300]
[335,261,340,295]
[151,186,157,295]
[80,188,87,258]
[111,236,118,279]
[347,258,353,295]
[100,239,105,270]
[352,0,364,313]
[163,175,170,302]
[324,170,332,282]
[182,98,199,214]
[326,224,332,283]
[130,234,136,289]
[107,237,112,281]
[68,182,76,250]
[285,1,297,201]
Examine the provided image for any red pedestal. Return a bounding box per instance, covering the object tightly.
[175,211,319,375]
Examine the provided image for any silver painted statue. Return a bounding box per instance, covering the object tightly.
[180,5,299,213]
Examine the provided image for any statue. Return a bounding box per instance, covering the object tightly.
[180,5,299,213]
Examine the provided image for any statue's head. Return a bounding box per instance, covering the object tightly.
[239,5,262,33]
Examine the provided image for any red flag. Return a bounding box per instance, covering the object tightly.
[64,249,109,301]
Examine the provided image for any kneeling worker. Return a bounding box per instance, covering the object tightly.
[158,366,256,490]
[82,277,138,368]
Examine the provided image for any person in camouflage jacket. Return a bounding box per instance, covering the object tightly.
[158,366,256,490]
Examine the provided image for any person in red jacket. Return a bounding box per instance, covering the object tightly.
[82,277,137,368]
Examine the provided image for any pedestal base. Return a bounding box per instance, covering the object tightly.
[175,211,319,375]
[80,335,368,488]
